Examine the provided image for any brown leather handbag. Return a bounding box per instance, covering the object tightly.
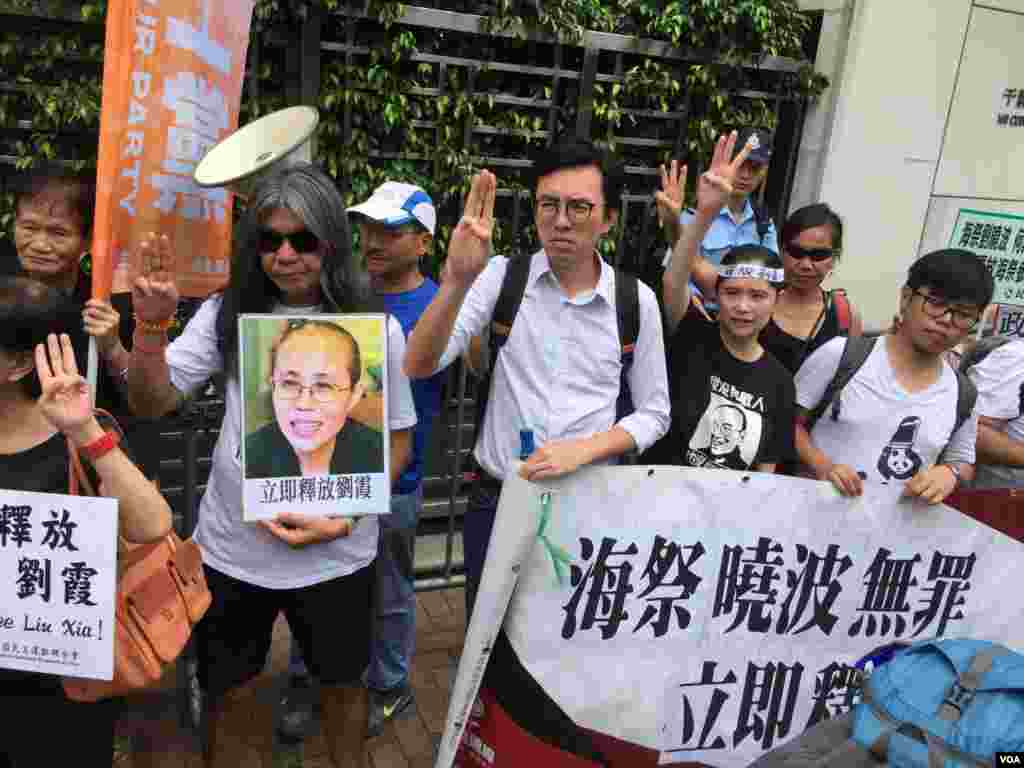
[60,413,212,702]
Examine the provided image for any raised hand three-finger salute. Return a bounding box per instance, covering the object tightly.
[663,131,754,332]
[132,233,180,324]
[404,170,498,379]
[445,170,497,289]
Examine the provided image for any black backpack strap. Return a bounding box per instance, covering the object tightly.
[805,336,877,432]
[958,335,1011,374]
[751,202,772,245]
[614,269,640,423]
[472,254,534,461]
[951,369,977,438]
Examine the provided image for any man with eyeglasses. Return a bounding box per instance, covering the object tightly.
[794,248,993,504]
[404,138,670,620]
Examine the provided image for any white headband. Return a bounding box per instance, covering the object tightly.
[718,263,784,283]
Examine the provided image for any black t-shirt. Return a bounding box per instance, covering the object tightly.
[759,291,846,375]
[647,310,796,470]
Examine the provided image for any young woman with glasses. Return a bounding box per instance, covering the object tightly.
[759,203,864,375]
[245,319,384,479]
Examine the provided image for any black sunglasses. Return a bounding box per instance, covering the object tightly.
[259,228,321,254]
[786,244,836,262]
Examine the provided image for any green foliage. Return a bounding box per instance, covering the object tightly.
[0,0,828,270]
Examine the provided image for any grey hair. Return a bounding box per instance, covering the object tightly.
[247,162,373,311]
[216,162,378,376]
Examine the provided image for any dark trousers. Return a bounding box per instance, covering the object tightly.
[462,473,501,621]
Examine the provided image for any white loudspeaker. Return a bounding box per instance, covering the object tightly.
[193,105,320,201]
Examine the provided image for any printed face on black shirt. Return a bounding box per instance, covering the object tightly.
[650,311,796,472]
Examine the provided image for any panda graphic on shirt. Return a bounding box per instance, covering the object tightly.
[876,416,924,482]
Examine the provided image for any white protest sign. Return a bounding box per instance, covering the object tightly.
[0,489,117,681]
[238,314,391,521]
[440,466,1024,768]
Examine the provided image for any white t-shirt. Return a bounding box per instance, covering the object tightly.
[967,339,1024,489]
[166,295,418,589]
[795,337,977,488]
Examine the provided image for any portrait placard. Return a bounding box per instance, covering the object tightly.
[239,314,390,521]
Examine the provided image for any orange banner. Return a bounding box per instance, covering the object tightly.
[92,0,254,298]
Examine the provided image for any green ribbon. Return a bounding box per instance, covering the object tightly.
[536,491,573,586]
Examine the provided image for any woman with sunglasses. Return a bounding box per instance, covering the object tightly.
[125,163,416,768]
[759,203,863,375]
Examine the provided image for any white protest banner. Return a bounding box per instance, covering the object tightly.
[0,489,118,681]
[440,466,1024,768]
[238,314,391,521]
[435,462,539,768]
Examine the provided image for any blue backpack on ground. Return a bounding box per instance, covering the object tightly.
[852,638,1024,767]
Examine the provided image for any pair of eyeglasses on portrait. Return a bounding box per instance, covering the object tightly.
[913,290,981,330]
[273,379,351,402]
[786,244,838,262]
[536,197,597,225]
[259,228,321,254]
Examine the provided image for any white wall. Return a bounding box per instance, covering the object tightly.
[800,0,973,330]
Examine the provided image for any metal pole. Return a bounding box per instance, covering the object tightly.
[443,360,470,582]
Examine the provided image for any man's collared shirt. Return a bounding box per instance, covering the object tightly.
[662,200,779,270]
[435,250,670,480]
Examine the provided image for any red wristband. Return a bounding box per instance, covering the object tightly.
[79,430,121,463]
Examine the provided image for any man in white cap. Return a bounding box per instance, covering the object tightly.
[278,181,447,740]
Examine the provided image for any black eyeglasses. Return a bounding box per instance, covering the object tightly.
[913,290,982,331]
[259,228,321,254]
[536,197,597,225]
[273,378,350,403]
[786,244,837,262]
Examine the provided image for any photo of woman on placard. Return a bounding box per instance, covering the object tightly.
[243,317,385,479]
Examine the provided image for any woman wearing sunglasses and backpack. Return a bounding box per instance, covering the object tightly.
[759,203,863,375]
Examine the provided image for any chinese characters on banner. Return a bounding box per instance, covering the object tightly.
[238,314,392,521]
[438,467,1024,768]
[949,208,1024,306]
[992,304,1024,339]
[0,490,117,681]
[996,86,1024,128]
[92,0,255,299]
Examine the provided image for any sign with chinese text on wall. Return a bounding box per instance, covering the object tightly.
[92,0,255,299]
[238,314,391,521]
[0,490,117,681]
[934,6,1024,200]
[438,467,1024,768]
[949,208,1024,305]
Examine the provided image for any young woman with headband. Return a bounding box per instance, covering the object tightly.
[647,132,795,472]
